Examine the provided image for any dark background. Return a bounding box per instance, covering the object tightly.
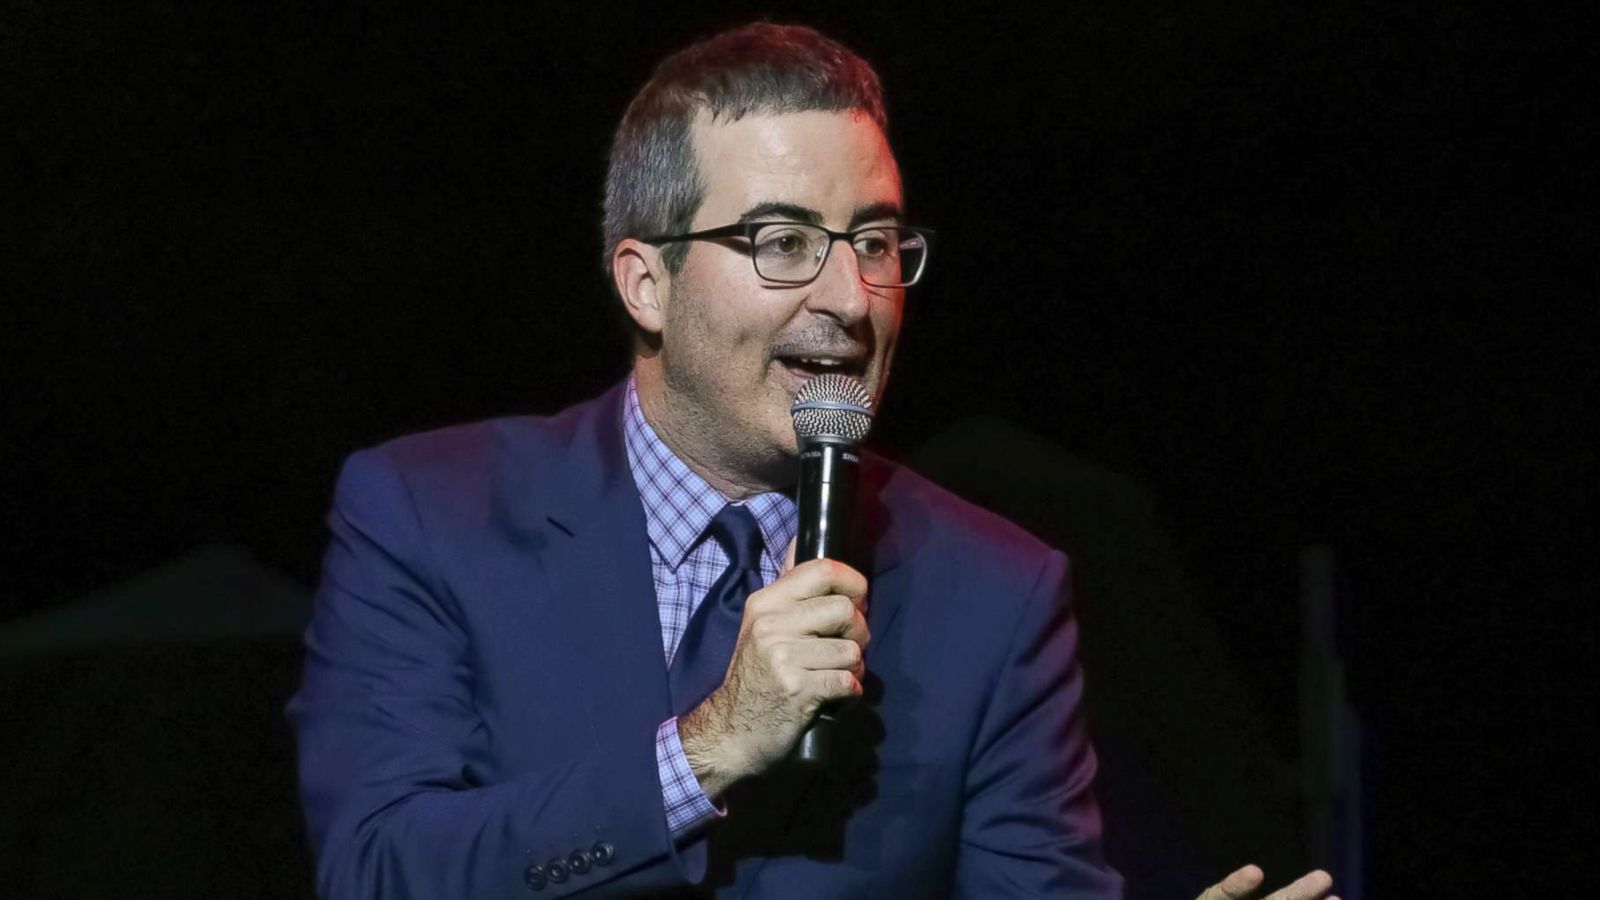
[7,2,1593,897]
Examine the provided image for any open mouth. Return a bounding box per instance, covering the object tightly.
[776,355,868,384]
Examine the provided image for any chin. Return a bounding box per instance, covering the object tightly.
[763,413,801,459]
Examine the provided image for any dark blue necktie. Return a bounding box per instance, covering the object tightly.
[668,504,765,717]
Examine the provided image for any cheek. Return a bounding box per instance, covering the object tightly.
[675,261,761,341]
[665,269,775,381]
[871,295,905,349]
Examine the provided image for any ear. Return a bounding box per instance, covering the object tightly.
[611,238,668,336]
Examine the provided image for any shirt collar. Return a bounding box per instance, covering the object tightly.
[622,376,797,572]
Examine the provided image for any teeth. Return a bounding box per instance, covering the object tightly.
[798,358,842,367]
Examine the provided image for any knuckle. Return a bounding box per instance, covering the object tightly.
[834,671,860,696]
[750,615,779,641]
[834,560,866,588]
[840,641,863,667]
[769,643,791,669]
[779,671,807,700]
[830,559,864,589]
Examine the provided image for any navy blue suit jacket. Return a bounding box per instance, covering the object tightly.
[289,383,1121,898]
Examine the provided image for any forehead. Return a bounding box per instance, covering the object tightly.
[688,109,903,226]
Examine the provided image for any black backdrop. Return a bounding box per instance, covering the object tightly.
[9,2,1593,896]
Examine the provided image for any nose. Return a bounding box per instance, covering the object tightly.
[802,237,872,325]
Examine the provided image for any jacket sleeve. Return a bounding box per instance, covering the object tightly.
[287,449,701,899]
[952,550,1125,899]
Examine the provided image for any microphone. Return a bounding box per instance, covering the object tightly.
[790,373,874,765]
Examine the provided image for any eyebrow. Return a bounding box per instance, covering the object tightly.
[848,201,905,230]
[737,202,822,225]
[735,200,906,230]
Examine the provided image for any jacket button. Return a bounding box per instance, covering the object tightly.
[523,864,547,891]
[545,857,569,884]
[591,841,615,866]
[568,848,593,874]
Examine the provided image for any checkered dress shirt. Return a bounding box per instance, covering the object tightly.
[622,377,798,840]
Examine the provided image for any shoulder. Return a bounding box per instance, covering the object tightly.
[332,386,619,523]
[352,413,562,483]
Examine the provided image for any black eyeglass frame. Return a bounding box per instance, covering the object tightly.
[639,221,936,288]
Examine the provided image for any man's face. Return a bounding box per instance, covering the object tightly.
[652,109,906,486]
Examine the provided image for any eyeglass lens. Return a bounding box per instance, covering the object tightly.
[752,224,926,286]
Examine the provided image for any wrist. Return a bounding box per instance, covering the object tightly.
[677,695,746,800]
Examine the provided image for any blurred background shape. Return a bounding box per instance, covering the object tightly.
[0,546,314,898]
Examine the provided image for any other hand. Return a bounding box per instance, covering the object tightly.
[1196,865,1337,900]
[678,543,868,797]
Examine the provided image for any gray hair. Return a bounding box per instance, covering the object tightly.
[601,23,889,281]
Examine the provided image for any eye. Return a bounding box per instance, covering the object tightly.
[754,227,814,259]
[853,229,896,258]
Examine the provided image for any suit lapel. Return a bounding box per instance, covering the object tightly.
[520,385,673,754]
[857,452,912,661]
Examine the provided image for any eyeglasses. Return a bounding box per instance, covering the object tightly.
[640,221,934,288]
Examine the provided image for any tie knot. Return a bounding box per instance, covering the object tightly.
[707,505,764,574]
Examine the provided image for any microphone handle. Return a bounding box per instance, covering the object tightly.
[793,439,858,765]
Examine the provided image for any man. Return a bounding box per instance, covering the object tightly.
[289,23,1337,900]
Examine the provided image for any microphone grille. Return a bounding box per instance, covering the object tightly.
[791,374,874,443]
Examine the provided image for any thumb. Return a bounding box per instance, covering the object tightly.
[782,537,797,573]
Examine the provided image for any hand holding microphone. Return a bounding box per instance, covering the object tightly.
[677,375,874,792]
[789,374,874,764]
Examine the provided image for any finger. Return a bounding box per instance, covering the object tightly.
[841,606,869,646]
[768,594,866,640]
[1262,870,1333,900]
[789,637,865,676]
[783,558,868,603]
[746,560,868,626]
[789,594,869,644]
[1196,865,1264,900]
[782,537,797,572]
[803,667,862,704]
